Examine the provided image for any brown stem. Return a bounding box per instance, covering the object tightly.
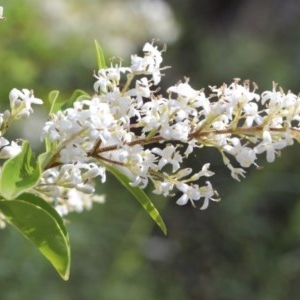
[96,135,165,154]
[44,125,300,171]
[95,154,126,166]
[96,126,300,155]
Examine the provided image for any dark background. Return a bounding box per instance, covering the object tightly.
[1,1,300,299]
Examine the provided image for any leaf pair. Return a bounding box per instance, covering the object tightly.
[0,141,70,280]
[0,141,167,281]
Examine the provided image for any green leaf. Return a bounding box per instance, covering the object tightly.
[44,90,62,151]
[47,89,90,114]
[38,150,54,170]
[48,90,62,114]
[0,194,70,280]
[94,39,106,69]
[146,129,159,141]
[0,141,41,200]
[103,163,167,235]
[61,89,91,110]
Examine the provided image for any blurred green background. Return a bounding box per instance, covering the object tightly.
[1,0,300,299]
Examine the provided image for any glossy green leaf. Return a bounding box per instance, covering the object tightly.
[0,194,70,280]
[103,163,167,235]
[0,141,41,200]
[94,39,106,69]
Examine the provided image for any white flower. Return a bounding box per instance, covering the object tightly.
[176,182,201,206]
[261,89,284,108]
[167,82,199,99]
[159,117,190,142]
[199,181,219,210]
[235,147,257,168]
[226,162,247,181]
[135,77,151,98]
[152,180,174,197]
[130,42,164,85]
[59,144,87,163]
[93,65,130,93]
[188,163,215,181]
[152,145,182,172]
[93,70,111,93]
[255,131,287,162]
[243,102,263,127]
[174,168,192,179]
[67,189,87,212]
[9,88,43,119]
[224,138,257,168]
[130,53,145,71]
[221,81,260,104]
[0,137,21,159]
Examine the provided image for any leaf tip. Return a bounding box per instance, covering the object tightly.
[61,269,70,281]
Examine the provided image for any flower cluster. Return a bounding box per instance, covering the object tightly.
[35,42,300,213]
[0,86,43,227]
[0,88,43,158]
[2,38,300,219]
[38,42,220,211]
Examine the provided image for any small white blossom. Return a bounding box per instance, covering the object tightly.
[167,82,199,99]
[188,163,215,181]
[152,145,182,172]
[224,138,257,168]
[199,181,219,210]
[135,77,151,98]
[94,64,130,93]
[243,102,263,127]
[9,88,43,119]
[255,131,287,162]
[227,163,247,181]
[0,137,21,159]
[152,180,174,197]
[130,42,164,85]
[176,182,201,206]
[235,147,257,168]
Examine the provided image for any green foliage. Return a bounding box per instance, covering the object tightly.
[0,194,70,280]
[0,140,71,279]
[0,141,40,200]
[48,89,90,114]
[103,163,167,235]
[2,1,300,298]
[62,89,91,110]
[48,90,61,114]
[94,39,106,69]
[0,138,167,280]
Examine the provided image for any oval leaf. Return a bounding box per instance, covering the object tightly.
[0,194,70,280]
[0,140,41,200]
[103,163,167,235]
